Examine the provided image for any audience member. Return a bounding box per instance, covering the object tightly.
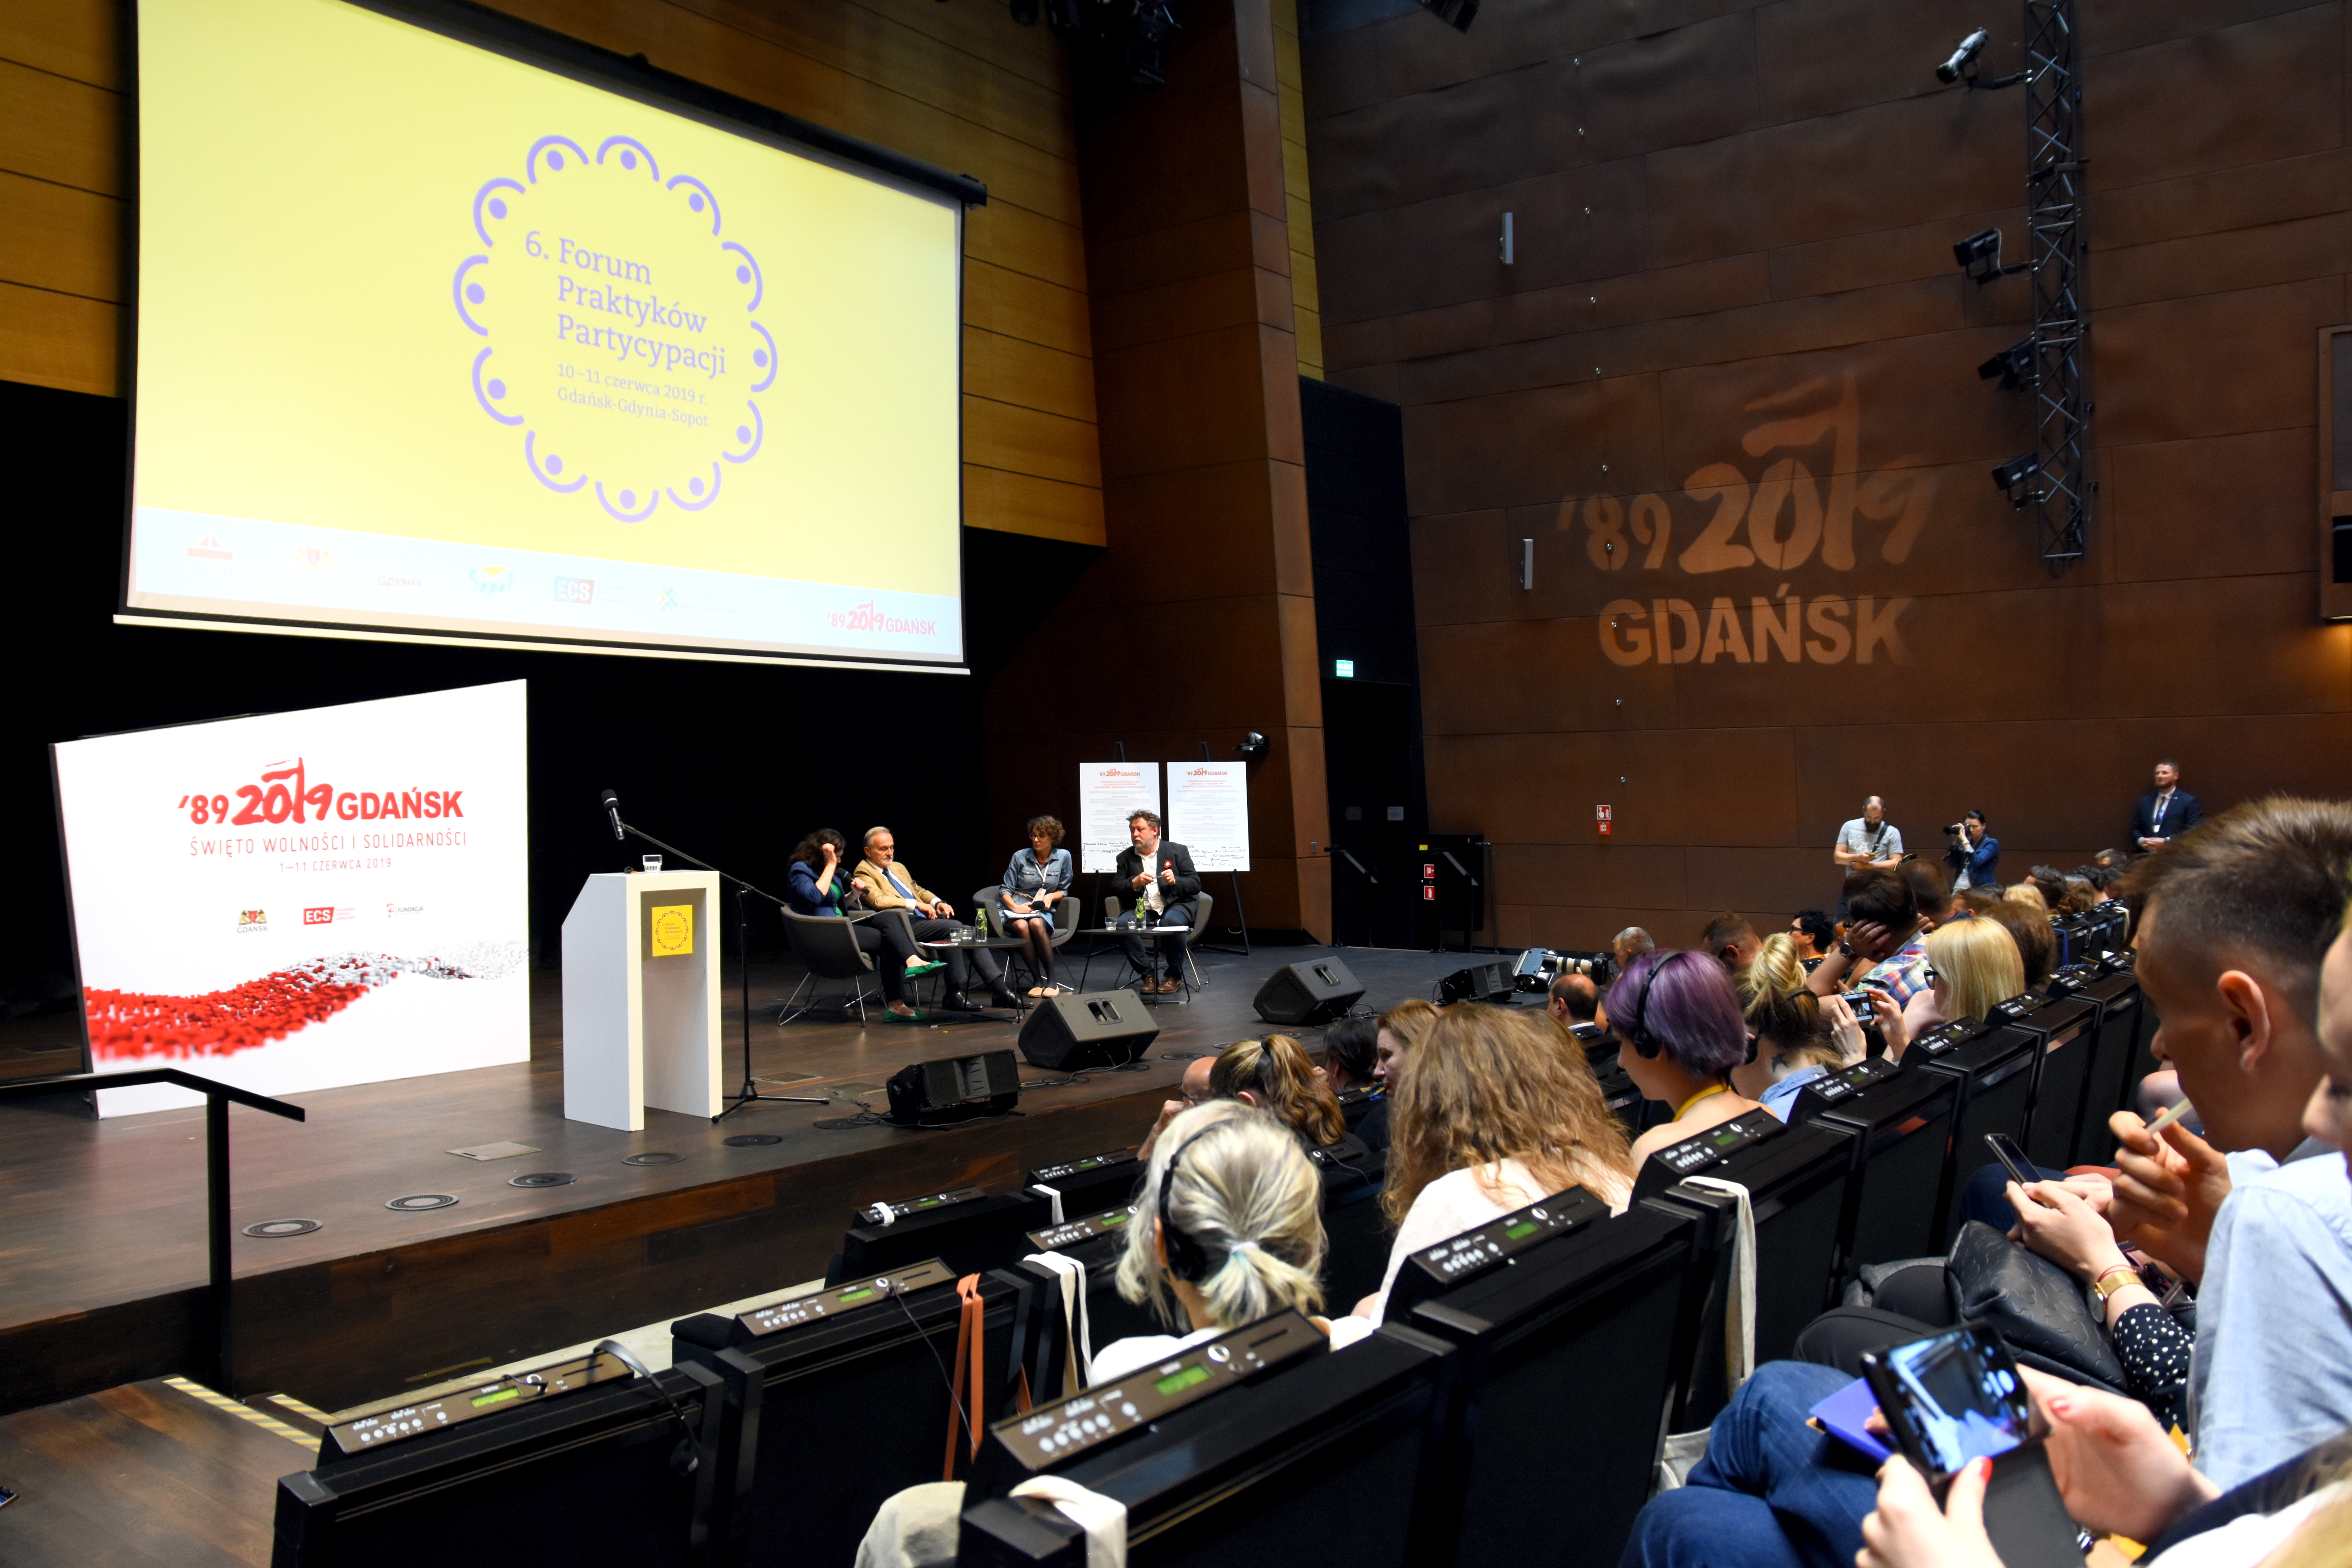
[1098,1101,1330,1383]
[1977,897,2056,989]
[1890,914,2026,1047]
[1319,1015,1380,1094]
[2061,874,2100,913]
[1374,998,1437,1088]
[1942,808,2000,894]
[1806,868,1930,1008]
[1832,795,1905,895]
[2131,756,2205,853]
[2001,880,2048,914]
[853,826,1019,1013]
[1732,987,1856,1121]
[1738,932,1805,1014]
[785,827,923,1020]
[2094,846,2124,869]
[1339,1004,1636,1332]
[1901,859,1960,931]
[999,814,1072,998]
[1605,950,1766,1169]
[1137,1054,1217,1160]
[1789,909,1836,968]
[1115,810,1201,994]
[1548,970,1600,1023]
[1209,1035,1347,1148]
[1614,926,1657,968]
[1703,913,1763,979]
[2102,797,2352,1486]
[2025,864,2069,911]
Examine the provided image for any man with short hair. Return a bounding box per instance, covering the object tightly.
[1548,971,1599,1024]
[1788,909,1835,970]
[1139,1054,1217,1159]
[2130,758,2205,853]
[1832,796,1902,917]
[853,826,1019,1013]
[1804,868,1929,1008]
[1114,810,1201,995]
[1613,926,1655,969]
[1901,859,1962,931]
[1701,913,1761,979]
[2104,797,2352,1485]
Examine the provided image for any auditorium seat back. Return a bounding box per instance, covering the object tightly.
[1635,1112,1856,1423]
[1908,1015,2044,1244]
[1790,1057,1960,1279]
[2065,962,2145,1159]
[273,1359,725,1568]
[958,1314,1453,1568]
[831,1189,1056,1283]
[1997,988,2102,1171]
[675,1267,1033,1568]
[1392,1192,1707,1568]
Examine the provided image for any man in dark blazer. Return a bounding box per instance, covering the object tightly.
[1114,810,1200,994]
[2130,759,2204,853]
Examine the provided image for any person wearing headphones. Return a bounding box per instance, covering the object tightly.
[1604,948,1765,1170]
[1093,1099,1333,1384]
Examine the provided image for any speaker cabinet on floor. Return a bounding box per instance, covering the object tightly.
[1252,957,1366,1026]
[1439,961,1513,1005]
[1018,991,1160,1072]
[884,1049,1021,1126]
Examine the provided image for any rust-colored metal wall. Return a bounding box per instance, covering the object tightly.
[1303,0,2352,949]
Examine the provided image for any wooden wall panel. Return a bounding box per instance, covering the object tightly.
[1305,0,2352,948]
[0,0,1104,544]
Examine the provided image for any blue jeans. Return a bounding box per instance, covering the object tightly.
[1620,1362,1881,1568]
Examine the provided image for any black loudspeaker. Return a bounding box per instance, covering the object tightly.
[884,1049,1021,1126]
[1439,961,1513,1005]
[1018,991,1160,1071]
[1252,957,1366,1026]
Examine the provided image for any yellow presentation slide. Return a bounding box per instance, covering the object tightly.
[128,0,965,667]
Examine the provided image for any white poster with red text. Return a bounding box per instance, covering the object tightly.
[54,681,530,1116]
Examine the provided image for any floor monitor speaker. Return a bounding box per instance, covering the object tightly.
[1439,960,1513,1005]
[885,1049,1021,1126]
[1018,992,1159,1072]
[1252,957,1366,1025]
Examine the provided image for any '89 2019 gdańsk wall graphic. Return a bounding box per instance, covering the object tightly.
[52,683,530,1116]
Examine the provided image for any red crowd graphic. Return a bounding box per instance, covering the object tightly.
[85,950,486,1060]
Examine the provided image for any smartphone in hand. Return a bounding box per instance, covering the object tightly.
[1984,1132,2038,1189]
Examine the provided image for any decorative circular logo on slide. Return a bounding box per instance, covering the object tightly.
[454,135,773,523]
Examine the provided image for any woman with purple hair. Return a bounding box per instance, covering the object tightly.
[1601,948,1764,1171]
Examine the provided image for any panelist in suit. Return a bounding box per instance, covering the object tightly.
[2129,758,2204,852]
[1114,810,1201,994]
[852,826,1020,1013]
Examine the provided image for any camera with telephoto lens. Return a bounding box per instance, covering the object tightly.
[1945,821,1969,837]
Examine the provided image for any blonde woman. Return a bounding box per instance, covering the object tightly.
[2002,881,2049,915]
[1739,931,1806,1016]
[1876,915,2028,1058]
[1340,1003,1637,1329]
[1733,987,1860,1121]
[1209,1033,1348,1147]
[1097,1100,1331,1383]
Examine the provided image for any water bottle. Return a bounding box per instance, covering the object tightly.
[975,906,989,939]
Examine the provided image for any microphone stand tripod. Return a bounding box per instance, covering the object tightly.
[604,812,829,1120]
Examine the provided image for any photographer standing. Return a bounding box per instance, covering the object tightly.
[1942,808,2000,893]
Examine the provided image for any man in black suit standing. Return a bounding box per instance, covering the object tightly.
[2130,758,2204,853]
[1114,810,1200,994]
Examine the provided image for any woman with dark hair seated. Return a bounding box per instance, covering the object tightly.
[785,827,926,1021]
[999,814,1073,998]
[1605,949,1767,1169]
[1209,1033,1348,1148]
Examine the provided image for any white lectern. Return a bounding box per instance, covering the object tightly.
[561,871,723,1129]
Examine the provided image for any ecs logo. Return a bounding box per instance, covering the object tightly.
[303,907,334,926]
[554,577,595,604]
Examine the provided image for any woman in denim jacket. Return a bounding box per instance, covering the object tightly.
[1001,815,1075,997]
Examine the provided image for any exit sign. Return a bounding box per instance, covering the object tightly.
[1333,659,1355,678]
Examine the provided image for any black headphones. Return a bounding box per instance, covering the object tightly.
[1618,954,1668,1060]
[1157,1125,1221,1283]
[1623,951,1758,1069]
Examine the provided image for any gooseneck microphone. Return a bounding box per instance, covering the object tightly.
[601,788,625,842]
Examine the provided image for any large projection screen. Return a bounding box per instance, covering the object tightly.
[126,0,968,670]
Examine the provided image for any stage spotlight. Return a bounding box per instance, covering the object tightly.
[1978,339,2035,390]
[1936,27,1990,83]
[1236,731,1269,760]
[1418,0,1478,29]
[1953,228,2027,285]
[1991,452,2038,499]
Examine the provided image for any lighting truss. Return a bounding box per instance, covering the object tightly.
[2021,0,2089,573]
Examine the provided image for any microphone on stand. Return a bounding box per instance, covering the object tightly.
[600,788,625,843]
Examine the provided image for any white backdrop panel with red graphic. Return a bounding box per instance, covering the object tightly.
[54,681,531,1116]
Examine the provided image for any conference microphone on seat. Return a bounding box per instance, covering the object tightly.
[600,789,625,842]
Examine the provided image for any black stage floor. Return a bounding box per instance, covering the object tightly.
[0,942,1484,1414]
